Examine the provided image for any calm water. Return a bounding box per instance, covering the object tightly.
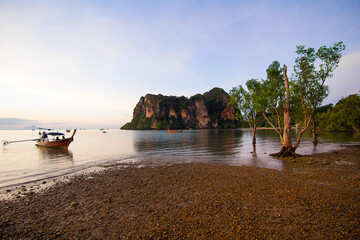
[0,129,358,189]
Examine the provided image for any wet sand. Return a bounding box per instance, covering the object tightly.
[1,145,359,239]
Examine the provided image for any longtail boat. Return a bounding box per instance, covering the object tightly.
[168,129,183,133]
[36,129,76,149]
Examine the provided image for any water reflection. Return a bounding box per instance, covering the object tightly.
[132,129,284,169]
[1,129,358,189]
[193,130,244,156]
[249,144,259,166]
[38,147,74,165]
[133,130,245,157]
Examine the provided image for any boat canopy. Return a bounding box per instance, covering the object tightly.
[47,132,65,136]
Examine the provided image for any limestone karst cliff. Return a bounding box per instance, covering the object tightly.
[121,87,241,130]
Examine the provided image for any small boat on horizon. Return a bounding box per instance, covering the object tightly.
[168,129,183,133]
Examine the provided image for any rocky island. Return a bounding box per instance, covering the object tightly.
[121,87,241,130]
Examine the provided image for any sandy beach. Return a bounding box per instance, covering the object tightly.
[1,144,359,239]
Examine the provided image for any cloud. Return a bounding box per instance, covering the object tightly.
[1,0,360,129]
[0,118,38,125]
[0,118,40,129]
[325,50,360,104]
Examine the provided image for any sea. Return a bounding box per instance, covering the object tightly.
[0,129,359,190]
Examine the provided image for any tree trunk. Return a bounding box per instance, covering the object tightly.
[293,115,313,150]
[249,117,258,146]
[252,122,257,145]
[271,65,298,157]
[312,119,318,145]
[262,112,283,144]
[282,65,293,152]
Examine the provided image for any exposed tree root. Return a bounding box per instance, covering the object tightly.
[270,146,301,158]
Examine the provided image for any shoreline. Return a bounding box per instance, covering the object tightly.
[1,144,359,239]
[0,142,350,201]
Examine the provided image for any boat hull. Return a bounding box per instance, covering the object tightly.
[36,138,73,148]
[168,129,183,133]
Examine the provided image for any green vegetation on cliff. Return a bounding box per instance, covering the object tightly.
[317,94,360,133]
[121,88,242,130]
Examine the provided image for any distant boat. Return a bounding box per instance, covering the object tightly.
[36,129,76,149]
[168,129,183,133]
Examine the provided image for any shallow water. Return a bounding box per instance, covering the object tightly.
[0,129,358,189]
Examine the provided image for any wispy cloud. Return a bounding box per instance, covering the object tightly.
[0,118,38,125]
[0,118,40,129]
[325,50,360,104]
[0,0,359,129]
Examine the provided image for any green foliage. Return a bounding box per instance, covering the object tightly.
[292,42,345,115]
[120,122,131,130]
[121,88,241,130]
[262,61,285,117]
[204,87,230,114]
[317,42,345,80]
[217,119,240,129]
[229,79,263,126]
[229,85,247,122]
[289,42,345,144]
[131,113,153,130]
[257,60,287,134]
[231,42,345,151]
[318,94,360,132]
[189,94,205,104]
[120,113,151,130]
[229,79,265,144]
[315,104,333,114]
[203,88,229,124]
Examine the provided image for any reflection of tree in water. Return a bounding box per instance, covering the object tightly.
[38,148,74,164]
[250,144,259,166]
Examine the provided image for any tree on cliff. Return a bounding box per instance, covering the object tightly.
[229,79,263,145]
[262,42,345,157]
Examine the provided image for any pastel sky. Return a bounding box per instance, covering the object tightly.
[1,0,359,129]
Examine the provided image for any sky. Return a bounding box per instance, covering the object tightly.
[1,0,359,130]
